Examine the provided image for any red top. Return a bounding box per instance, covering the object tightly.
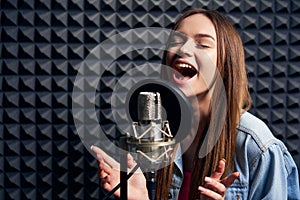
[178,171,192,200]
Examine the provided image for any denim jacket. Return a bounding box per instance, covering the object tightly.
[170,112,300,200]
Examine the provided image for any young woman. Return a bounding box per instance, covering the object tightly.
[92,8,300,200]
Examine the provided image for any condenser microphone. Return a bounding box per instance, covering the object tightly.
[127,91,175,200]
[128,91,176,161]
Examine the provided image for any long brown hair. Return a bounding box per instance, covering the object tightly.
[156,8,251,199]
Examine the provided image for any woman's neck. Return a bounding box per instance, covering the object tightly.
[182,93,211,172]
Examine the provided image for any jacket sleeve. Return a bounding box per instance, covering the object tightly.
[248,142,300,200]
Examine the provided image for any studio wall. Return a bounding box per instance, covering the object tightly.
[1,0,300,199]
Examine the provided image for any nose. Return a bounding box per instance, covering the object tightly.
[179,39,193,57]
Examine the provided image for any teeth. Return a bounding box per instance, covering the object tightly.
[176,63,193,69]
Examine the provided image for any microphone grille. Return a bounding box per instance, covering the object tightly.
[138,92,161,121]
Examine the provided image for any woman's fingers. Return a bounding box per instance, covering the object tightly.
[99,160,113,174]
[91,145,119,169]
[210,159,240,187]
[199,177,226,199]
[198,185,223,200]
[198,173,240,200]
[99,168,108,179]
[204,176,226,194]
[210,159,226,180]
[101,178,112,191]
[127,153,137,169]
[221,172,240,187]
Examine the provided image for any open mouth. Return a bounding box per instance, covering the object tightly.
[173,62,198,81]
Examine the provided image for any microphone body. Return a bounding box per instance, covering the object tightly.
[126,91,176,200]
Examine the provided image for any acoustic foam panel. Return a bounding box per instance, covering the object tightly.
[1,0,299,199]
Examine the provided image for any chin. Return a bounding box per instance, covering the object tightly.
[176,84,207,98]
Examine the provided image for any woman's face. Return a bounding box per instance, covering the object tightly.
[166,14,217,97]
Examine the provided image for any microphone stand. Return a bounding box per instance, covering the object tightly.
[120,151,128,200]
[120,136,128,200]
[145,170,156,200]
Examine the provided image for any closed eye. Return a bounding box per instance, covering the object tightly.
[196,43,210,49]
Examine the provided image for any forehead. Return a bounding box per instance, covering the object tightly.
[177,14,216,39]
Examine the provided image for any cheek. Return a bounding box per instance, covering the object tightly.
[165,47,179,64]
[196,50,217,71]
[195,50,217,66]
[195,52,217,87]
[210,54,217,67]
[163,52,176,80]
[165,54,174,67]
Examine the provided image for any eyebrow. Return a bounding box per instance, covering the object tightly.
[195,33,215,41]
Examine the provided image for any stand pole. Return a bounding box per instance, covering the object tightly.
[120,138,128,200]
[120,152,128,200]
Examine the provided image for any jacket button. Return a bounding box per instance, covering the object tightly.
[168,192,172,199]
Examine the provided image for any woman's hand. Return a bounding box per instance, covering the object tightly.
[198,159,240,200]
[91,145,149,200]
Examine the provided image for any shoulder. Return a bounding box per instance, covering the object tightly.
[236,111,285,152]
[235,111,291,169]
